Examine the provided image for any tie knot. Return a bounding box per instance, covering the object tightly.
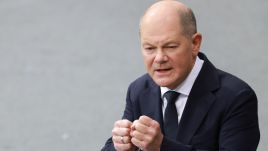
[164,91,179,104]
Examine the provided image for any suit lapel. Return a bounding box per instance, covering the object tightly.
[177,53,220,144]
[177,90,216,143]
[138,79,164,132]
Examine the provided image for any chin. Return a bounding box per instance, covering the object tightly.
[154,78,173,88]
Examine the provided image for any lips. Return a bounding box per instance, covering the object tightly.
[156,68,171,72]
[155,68,172,74]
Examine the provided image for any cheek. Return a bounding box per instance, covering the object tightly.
[172,55,192,73]
[143,56,154,69]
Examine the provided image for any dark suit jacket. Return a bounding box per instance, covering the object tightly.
[101,53,260,151]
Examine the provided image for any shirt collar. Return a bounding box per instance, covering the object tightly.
[161,56,204,98]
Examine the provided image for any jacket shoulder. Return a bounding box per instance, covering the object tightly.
[217,69,254,94]
[126,74,157,99]
[128,74,154,90]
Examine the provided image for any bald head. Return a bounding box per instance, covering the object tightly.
[140,0,197,38]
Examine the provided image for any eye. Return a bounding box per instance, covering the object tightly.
[145,47,155,50]
[166,45,178,49]
[143,46,156,54]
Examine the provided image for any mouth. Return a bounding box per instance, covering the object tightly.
[155,68,172,74]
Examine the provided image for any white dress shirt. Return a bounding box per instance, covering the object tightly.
[161,56,204,124]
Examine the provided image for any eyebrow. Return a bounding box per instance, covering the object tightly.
[163,42,179,46]
[142,40,180,47]
[160,41,180,48]
[142,42,154,47]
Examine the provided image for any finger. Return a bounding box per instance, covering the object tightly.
[112,127,131,136]
[114,119,133,128]
[131,120,139,130]
[139,115,154,127]
[150,119,160,128]
[133,120,149,134]
[112,135,132,144]
[132,129,146,141]
[114,142,134,151]
[131,137,144,150]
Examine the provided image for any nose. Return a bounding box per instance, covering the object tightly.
[154,50,168,64]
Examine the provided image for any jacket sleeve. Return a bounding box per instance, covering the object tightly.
[218,88,260,150]
[101,85,135,151]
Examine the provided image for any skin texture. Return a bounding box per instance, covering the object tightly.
[140,1,202,90]
[111,1,202,151]
[130,116,163,151]
[112,120,136,151]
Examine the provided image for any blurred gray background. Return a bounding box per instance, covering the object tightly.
[0,0,267,151]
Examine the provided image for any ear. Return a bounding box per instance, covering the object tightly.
[191,33,202,56]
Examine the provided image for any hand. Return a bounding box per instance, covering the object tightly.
[130,116,163,151]
[112,119,136,151]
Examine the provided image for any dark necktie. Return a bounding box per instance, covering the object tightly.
[163,91,180,139]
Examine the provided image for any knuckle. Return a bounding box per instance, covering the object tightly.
[134,122,140,129]
[122,119,132,126]
[112,136,116,142]
[133,120,139,126]
[121,119,127,124]
[112,128,116,134]
[122,128,130,134]
[147,136,153,142]
[151,120,159,127]
[133,130,140,137]
[132,130,137,137]
[131,137,135,143]
[114,120,121,127]
[150,128,157,136]
[139,115,148,121]
[139,115,145,120]
[112,127,120,135]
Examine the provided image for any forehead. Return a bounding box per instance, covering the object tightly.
[140,19,184,45]
[140,11,185,41]
[141,11,182,31]
[141,32,181,46]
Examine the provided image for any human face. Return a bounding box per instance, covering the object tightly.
[140,19,201,89]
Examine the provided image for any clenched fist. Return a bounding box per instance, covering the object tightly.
[130,116,163,151]
[112,119,136,151]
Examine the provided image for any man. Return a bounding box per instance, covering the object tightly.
[102,0,260,151]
